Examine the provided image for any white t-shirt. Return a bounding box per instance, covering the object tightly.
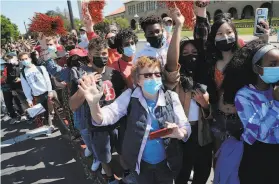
[133,42,168,67]
[188,99,199,122]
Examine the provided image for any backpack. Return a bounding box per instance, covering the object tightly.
[0,65,8,84]
[21,66,43,81]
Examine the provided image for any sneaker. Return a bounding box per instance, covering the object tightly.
[46,125,55,136]
[84,147,92,157]
[122,172,138,184]
[101,168,106,175]
[20,115,28,122]
[3,115,11,121]
[91,159,101,171]
[9,118,20,124]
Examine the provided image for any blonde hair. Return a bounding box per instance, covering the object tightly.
[131,56,162,84]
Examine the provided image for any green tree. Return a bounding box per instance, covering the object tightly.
[74,18,83,30]
[1,15,20,44]
[114,18,129,29]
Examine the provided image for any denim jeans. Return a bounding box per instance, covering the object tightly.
[80,128,94,154]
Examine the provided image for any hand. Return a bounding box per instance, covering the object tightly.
[11,90,18,96]
[15,77,21,83]
[48,91,54,100]
[169,7,184,27]
[257,20,270,42]
[60,81,67,86]
[162,122,186,140]
[82,2,94,29]
[195,0,210,8]
[28,102,33,108]
[194,0,208,18]
[273,85,279,101]
[193,89,209,109]
[78,74,103,105]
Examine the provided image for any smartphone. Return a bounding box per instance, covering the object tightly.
[149,128,173,140]
[254,8,268,36]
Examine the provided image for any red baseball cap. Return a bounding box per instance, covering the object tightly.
[69,48,87,57]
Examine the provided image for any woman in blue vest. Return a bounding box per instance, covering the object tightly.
[79,56,191,184]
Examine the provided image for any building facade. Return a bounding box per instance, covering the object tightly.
[105,1,278,28]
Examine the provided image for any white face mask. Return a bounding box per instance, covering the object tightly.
[10,58,19,65]
[80,34,88,42]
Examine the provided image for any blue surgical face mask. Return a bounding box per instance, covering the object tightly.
[143,79,162,95]
[123,44,136,57]
[164,26,173,33]
[22,59,32,67]
[48,45,57,53]
[259,67,279,84]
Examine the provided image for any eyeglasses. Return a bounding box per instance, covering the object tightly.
[139,72,161,78]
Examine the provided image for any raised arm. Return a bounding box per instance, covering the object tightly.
[82,2,97,40]
[194,4,210,59]
[166,8,184,72]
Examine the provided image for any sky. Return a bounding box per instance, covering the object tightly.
[1,0,125,34]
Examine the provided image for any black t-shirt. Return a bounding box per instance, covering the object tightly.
[70,65,126,130]
[6,63,22,90]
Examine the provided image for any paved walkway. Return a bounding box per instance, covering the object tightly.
[1,117,96,184]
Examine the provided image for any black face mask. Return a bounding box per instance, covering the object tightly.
[93,56,108,68]
[215,37,236,52]
[107,36,116,49]
[67,55,88,67]
[65,45,75,51]
[179,54,198,75]
[146,34,163,48]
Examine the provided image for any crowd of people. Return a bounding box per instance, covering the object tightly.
[1,2,279,184]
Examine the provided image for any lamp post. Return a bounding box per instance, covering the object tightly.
[269,0,273,27]
[134,14,139,31]
[67,0,75,29]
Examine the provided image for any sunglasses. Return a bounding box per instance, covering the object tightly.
[139,72,162,78]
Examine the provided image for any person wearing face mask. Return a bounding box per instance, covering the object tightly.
[69,36,126,183]
[133,15,168,67]
[80,56,191,184]
[82,4,121,67]
[78,27,89,49]
[162,17,173,46]
[220,40,279,184]
[18,52,56,135]
[2,52,27,124]
[162,8,213,184]
[194,3,271,156]
[35,37,58,59]
[110,28,138,89]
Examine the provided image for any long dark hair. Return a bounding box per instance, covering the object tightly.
[207,13,238,61]
[222,39,267,104]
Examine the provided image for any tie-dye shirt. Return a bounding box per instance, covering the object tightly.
[235,85,279,145]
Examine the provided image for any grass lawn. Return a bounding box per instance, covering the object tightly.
[136,27,254,40]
